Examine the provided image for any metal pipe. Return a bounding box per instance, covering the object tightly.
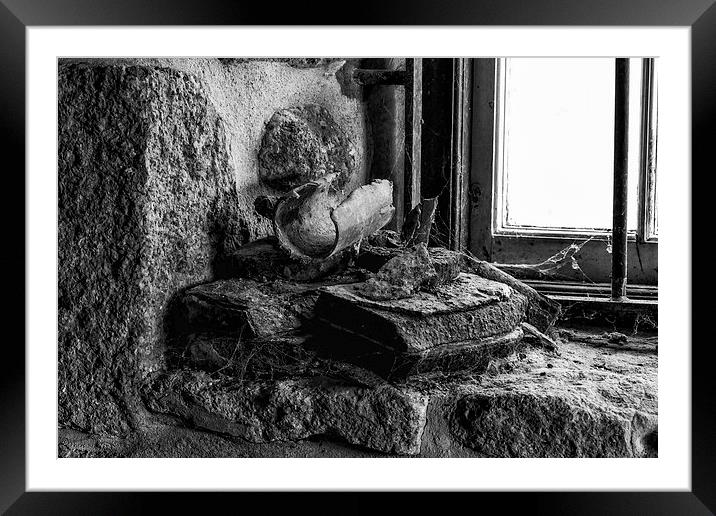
[448,58,472,251]
[404,58,422,213]
[363,59,404,231]
[611,58,630,301]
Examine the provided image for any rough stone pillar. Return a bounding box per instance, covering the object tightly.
[58,63,246,435]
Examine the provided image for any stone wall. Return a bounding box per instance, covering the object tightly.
[58,58,369,435]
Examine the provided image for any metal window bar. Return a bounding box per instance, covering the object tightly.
[612,57,658,300]
[611,58,630,301]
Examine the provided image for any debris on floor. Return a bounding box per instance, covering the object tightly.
[354,242,452,300]
[556,328,657,354]
[521,322,560,352]
[175,179,564,382]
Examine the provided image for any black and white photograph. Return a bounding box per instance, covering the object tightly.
[56,55,659,459]
[3,7,707,508]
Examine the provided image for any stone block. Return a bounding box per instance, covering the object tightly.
[258,104,356,191]
[428,338,659,458]
[315,273,528,352]
[145,369,428,455]
[58,63,246,435]
[140,336,657,458]
[406,334,656,458]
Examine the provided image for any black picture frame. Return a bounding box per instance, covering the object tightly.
[2,1,710,513]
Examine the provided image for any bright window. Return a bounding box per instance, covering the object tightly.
[469,57,659,286]
[495,57,653,235]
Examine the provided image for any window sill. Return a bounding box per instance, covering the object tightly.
[524,280,657,301]
[525,280,658,329]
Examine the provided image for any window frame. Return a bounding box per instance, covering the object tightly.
[468,58,658,287]
[637,58,659,244]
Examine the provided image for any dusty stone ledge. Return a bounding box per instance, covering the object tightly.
[135,334,657,458]
[415,337,658,458]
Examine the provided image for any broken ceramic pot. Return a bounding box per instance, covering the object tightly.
[273,173,395,260]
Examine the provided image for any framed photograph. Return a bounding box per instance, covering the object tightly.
[4,0,711,513]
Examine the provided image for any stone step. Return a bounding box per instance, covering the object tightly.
[145,368,427,455]
[144,338,657,458]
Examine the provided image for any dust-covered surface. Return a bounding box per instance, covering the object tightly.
[315,274,528,352]
[57,57,370,436]
[58,423,387,458]
[418,333,658,457]
[343,272,513,315]
[59,328,657,458]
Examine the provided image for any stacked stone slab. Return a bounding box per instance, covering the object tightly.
[179,242,532,383]
[314,273,528,379]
